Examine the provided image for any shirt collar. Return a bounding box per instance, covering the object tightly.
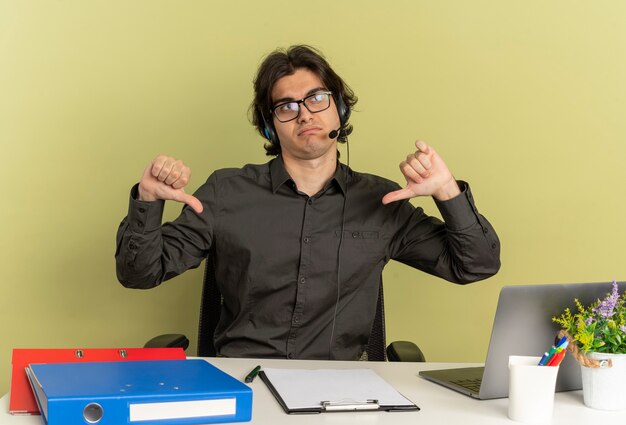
[270,156,348,195]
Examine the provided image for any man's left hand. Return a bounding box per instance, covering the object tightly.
[382,140,461,204]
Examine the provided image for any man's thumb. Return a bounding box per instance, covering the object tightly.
[172,192,203,214]
[185,195,204,214]
[381,187,413,205]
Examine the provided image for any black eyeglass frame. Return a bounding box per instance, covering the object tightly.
[270,91,333,123]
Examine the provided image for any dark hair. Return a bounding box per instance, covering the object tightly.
[249,45,358,156]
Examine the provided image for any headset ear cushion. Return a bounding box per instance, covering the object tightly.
[261,111,279,145]
[264,125,278,145]
[336,95,350,126]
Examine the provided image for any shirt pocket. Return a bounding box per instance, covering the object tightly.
[334,230,384,257]
[334,229,387,278]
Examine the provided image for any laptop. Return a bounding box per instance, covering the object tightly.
[419,281,625,399]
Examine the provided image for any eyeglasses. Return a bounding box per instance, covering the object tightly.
[270,91,333,123]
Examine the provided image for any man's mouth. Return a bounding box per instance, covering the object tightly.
[297,126,322,136]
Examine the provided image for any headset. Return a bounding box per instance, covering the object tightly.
[261,93,350,145]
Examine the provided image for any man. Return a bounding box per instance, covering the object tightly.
[116,45,500,360]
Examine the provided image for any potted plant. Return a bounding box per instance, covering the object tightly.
[553,279,626,410]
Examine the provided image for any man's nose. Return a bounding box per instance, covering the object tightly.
[297,104,314,122]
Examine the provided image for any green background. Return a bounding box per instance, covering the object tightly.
[1,0,625,393]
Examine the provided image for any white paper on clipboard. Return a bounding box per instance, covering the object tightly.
[260,368,418,413]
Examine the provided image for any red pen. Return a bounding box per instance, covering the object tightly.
[547,349,566,366]
[555,351,566,366]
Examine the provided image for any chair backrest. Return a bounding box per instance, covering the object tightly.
[366,283,387,361]
[196,255,388,360]
[197,254,220,357]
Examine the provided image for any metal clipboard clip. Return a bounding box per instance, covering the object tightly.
[320,399,380,411]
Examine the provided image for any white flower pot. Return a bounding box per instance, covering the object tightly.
[581,352,626,410]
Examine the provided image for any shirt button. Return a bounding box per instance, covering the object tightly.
[300,277,306,284]
[352,231,360,238]
[294,317,300,323]
[307,199,313,205]
[137,221,144,228]
[138,207,146,213]
[492,243,497,249]
[483,228,488,234]
[303,237,310,243]
[287,353,294,359]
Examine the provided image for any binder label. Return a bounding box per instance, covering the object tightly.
[129,398,237,421]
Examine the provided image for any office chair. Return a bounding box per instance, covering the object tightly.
[145,253,425,362]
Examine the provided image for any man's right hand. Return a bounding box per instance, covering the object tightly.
[138,155,204,214]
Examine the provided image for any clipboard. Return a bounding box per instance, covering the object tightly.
[259,367,419,414]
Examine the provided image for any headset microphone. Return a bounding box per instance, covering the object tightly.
[328,128,341,139]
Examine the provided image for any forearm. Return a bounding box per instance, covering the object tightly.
[393,181,501,283]
[433,217,501,283]
[115,184,209,288]
[434,181,500,281]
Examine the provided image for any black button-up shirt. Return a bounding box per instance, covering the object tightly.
[116,157,500,360]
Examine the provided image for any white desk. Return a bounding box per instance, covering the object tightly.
[2,358,625,424]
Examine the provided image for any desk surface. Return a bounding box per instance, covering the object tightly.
[2,357,624,424]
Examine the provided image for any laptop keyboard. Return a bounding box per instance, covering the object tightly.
[451,378,482,393]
